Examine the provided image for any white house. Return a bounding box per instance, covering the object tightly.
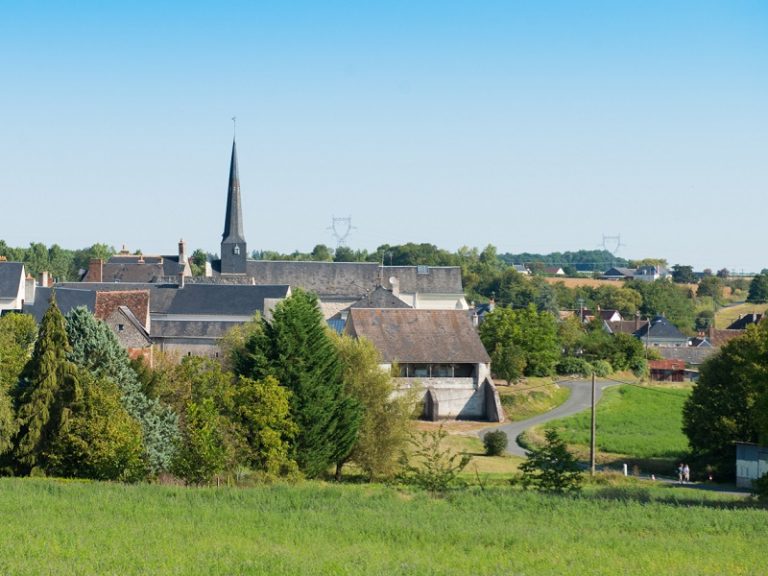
[0,261,26,314]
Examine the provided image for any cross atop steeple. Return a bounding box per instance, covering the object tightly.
[220,134,247,274]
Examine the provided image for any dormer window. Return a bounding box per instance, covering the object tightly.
[234,245,240,255]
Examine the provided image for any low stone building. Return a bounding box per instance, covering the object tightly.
[345,308,502,421]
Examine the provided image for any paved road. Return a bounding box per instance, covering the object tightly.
[479,379,618,457]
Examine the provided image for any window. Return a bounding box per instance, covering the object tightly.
[234,245,241,255]
[117,324,124,332]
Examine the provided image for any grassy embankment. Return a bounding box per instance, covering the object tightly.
[0,477,764,575]
[422,378,571,479]
[714,301,766,329]
[522,383,691,476]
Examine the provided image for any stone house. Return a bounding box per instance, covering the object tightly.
[344,308,503,421]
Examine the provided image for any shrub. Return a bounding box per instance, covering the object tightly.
[518,429,583,493]
[483,430,508,456]
[592,360,613,377]
[398,426,470,495]
[755,472,768,501]
[556,357,592,377]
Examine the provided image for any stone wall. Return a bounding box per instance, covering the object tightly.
[397,377,501,420]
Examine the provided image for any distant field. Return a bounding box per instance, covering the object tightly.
[542,277,624,289]
[530,384,691,461]
[0,478,765,575]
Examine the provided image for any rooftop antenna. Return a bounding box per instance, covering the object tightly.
[328,216,356,248]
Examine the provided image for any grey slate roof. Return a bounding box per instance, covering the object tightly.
[151,320,239,339]
[727,313,764,330]
[0,262,24,299]
[345,308,490,364]
[633,316,688,341]
[211,260,465,298]
[348,286,411,309]
[24,287,96,322]
[657,346,717,366]
[222,139,245,244]
[59,282,290,316]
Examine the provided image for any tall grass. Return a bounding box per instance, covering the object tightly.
[0,478,765,575]
[543,384,691,459]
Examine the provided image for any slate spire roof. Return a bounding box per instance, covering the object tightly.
[222,138,245,244]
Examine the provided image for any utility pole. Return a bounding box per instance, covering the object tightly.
[590,372,596,476]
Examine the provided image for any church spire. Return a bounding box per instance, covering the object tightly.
[222,137,245,244]
[220,132,247,274]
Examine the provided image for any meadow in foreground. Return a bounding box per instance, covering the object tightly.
[0,477,764,575]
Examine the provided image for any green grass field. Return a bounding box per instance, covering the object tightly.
[536,384,691,461]
[0,478,765,575]
[715,302,766,329]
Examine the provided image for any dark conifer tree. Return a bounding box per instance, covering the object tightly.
[12,294,80,474]
[235,289,361,478]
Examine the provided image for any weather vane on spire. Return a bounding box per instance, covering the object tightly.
[231,116,237,138]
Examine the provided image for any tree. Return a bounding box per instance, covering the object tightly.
[12,295,81,474]
[697,276,722,301]
[0,314,37,458]
[671,264,696,284]
[333,334,413,480]
[716,268,730,279]
[65,307,179,475]
[626,279,696,333]
[233,289,361,478]
[189,249,209,276]
[683,323,768,477]
[747,273,768,304]
[172,398,227,485]
[490,342,527,385]
[44,373,147,481]
[398,426,470,494]
[518,429,583,493]
[232,375,298,477]
[480,305,559,377]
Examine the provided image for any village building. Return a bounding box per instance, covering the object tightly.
[0,260,26,314]
[344,308,502,421]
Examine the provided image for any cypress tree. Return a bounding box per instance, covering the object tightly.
[237,289,361,478]
[65,307,179,475]
[13,294,80,475]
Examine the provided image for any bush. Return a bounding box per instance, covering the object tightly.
[483,430,508,456]
[556,357,592,377]
[592,360,613,377]
[754,472,768,501]
[518,429,583,493]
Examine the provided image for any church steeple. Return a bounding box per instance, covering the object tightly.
[220,136,247,274]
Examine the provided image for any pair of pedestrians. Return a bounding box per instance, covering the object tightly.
[677,463,690,484]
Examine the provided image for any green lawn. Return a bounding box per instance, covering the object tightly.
[0,478,765,575]
[538,384,691,460]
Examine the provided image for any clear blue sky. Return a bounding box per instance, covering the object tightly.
[2,1,766,271]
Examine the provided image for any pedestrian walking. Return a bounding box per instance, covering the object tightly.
[683,463,690,484]
[677,463,684,484]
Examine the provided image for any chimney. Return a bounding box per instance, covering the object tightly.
[88,258,103,282]
[40,271,49,288]
[25,275,36,304]
[178,238,187,263]
[390,277,400,298]
[179,270,185,289]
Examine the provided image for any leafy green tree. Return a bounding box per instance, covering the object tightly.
[232,375,298,477]
[310,244,334,261]
[44,373,147,481]
[671,264,696,284]
[683,323,768,477]
[0,314,37,459]
[747,273,768,304]
[334,334,413,480]
[172,398,227,485]
[12,296,81,474]
[480,305,559,377]
[697,276,722,301]
[491,342,527,385]
[518,429,583,493]
[626,279,696,332]
[233,289,361,478]
[189,249,209,276]
[483,430,508,456]
[65,307,179,475]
